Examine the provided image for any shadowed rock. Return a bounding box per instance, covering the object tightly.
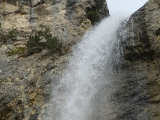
[115,0,160,119]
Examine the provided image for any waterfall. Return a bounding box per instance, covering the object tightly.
[30,7,34,18]
[42,14,129,120]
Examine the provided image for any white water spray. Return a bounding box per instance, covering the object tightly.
[43,14,129,120]
[60,14,129,120]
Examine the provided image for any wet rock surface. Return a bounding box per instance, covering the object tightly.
[115,0,160,119]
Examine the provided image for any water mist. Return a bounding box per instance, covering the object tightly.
[43,14,129,120]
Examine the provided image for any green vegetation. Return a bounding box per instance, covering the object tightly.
[8,28,19,40]
[7,47,26,56]
[26,25,62,55]
[0,23,19,43]
[0,23,62,56]
[86,9,100,25]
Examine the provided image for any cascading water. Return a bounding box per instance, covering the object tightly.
[30,7,34,18]
[43,14,129,120]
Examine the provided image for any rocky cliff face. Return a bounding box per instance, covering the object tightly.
[0,0,109,120]
[2,0,160,120]
[115,0,160,119]
[0,0,109,45]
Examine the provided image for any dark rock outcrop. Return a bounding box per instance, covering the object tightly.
[93,0,109,19]
[120,0,160,61]
[115,0,160,119]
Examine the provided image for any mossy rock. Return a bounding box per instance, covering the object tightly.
[7,47,27,56]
